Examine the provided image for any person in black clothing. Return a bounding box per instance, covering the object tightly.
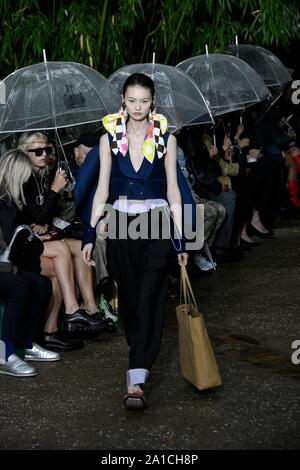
[231,145,272,245]
[191,142,242,263]
[0,146,83,351]
[17,132,102,341]
[82,73,188,409]
[0,149,60,376]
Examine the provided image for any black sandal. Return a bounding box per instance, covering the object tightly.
[123,391,146,410]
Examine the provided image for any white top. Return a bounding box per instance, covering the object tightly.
[113,198,168,214]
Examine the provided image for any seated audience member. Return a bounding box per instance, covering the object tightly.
[192,140,243,263]
[17,132,103,336]
[72,133,118,325]
[177,146,225,270]
[231,142,273,246]
[0,149,61,373]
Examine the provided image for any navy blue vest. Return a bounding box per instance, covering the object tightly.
[107,132,197,234]
[108,133,169,203]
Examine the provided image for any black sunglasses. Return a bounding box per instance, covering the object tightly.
[27,146,53,157]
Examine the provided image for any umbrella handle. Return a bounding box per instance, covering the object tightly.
[213,132,216,147]
[64,171,76,193]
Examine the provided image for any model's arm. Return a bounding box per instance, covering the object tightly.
[164,134,188,266]
[90,135,111,226]
[82,134,111,265]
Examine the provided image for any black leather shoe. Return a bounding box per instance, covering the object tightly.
[62,309,101,333]
[44,330,84,351]
[91,311,117,332]
[247,224,274,239]
[240,238,261,247]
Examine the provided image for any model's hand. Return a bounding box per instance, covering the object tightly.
[82,243,96,266]
[177,252,188,266]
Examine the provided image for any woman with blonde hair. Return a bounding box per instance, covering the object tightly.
[0,149,60,376]
[17,132,102,344]
[0,148,31,208]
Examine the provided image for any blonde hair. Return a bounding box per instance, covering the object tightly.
[0,149,32,209]
[17,131,48,153]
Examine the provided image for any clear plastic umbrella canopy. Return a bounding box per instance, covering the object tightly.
[224,44,292,90]
[0,61,121,133]
[177,53,271,116]
[109,63,213,131]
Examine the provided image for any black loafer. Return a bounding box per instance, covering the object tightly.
[247,224,274,239]
[62,309,101,333]
[44,330,84,351]
[92,311,117,332]
[240,238,261,247]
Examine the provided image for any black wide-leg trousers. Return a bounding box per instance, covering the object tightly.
[107,209,170,371]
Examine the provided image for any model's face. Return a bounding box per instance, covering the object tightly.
[26,138,48,168]
[123,85,153,121]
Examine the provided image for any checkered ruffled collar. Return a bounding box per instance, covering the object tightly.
[102,109,168,164]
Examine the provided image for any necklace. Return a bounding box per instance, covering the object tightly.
[32,172,45,206]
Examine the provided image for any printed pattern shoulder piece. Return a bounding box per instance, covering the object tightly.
[102,110,168,164]
[102,108,128,156]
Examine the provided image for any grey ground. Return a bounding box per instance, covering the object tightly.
[0,218,300,451]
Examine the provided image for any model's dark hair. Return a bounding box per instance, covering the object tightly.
[122,73,155,99]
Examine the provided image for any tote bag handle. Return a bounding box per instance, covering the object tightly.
[180,264,198,310]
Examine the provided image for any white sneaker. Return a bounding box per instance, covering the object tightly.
[24,343,61,362]
[194,253,216,271]
[0,354,37,377]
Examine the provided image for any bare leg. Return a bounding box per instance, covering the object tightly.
[42,240,80,314]
[64,239,99,314]
[240,221,254,243]
[41,257,63,333]
[250,209,269,233]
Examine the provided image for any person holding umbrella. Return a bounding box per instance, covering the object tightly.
[82,73,188,409]
[17,132,102,338]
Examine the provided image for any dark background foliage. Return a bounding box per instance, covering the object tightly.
[0,0,299,79]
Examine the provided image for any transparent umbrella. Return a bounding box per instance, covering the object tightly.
[177,53,271,116]
[224,44,292,90]
[0,60,121,133]
[108,63,213,132]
